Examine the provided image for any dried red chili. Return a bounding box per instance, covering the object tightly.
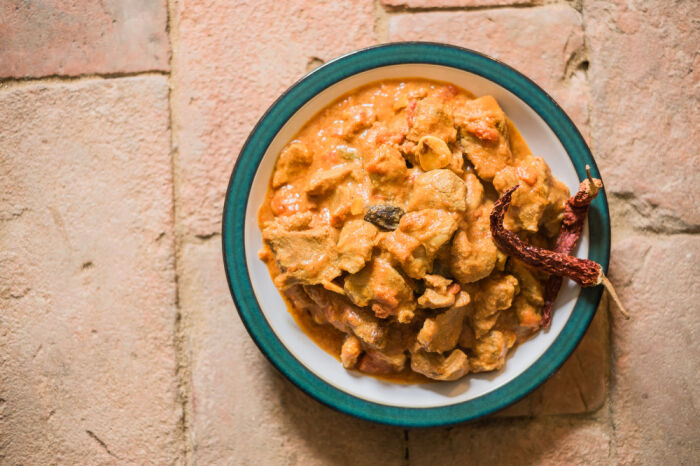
[490,185,630,320]
[541,166,603,328]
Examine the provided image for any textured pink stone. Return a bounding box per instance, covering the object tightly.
[0,77,181,463]
[0,0,169,78]
[408,418,611,465]
[608,234,700,464]
[585,0,700,231]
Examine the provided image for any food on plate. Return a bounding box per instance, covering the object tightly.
[258,78,590,382]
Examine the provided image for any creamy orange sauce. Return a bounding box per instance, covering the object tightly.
[258,79,569,383]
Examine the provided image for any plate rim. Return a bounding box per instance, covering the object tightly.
[221,42,610,427]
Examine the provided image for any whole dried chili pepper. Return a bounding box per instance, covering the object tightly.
[540,166,603,328]
[491,185,630,319]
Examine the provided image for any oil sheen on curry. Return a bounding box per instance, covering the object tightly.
[258,79,570,383]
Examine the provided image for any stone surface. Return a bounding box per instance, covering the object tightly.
[172,0,376,238]
[0,77,180,463]
[500,300,608,416]
[584,0,700,231]
[178,239,405,464]
[608,234,700,464]
[0,0,169,78]
[408,417,611,465]
[382,0,533,9]
[388,4,591,138]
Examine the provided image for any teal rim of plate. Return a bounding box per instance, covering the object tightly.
[222,42,610,427]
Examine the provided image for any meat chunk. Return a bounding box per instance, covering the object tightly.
[410,348,470,381]
[304,286,387,350]
[407,169,467,213]
[305,164,355,197]
[492,155,570,234]
[508,260,545,331]
[399,209,458,260]
[262,219,340,289]
[467,274,519,319]
[455,96,513,181]
[464,274,519,338]
[334,104,376,140]
[272,141,313,188]
[343,257,417,322]
[406,97,457,144]
[449,207,500,284]
[417,274,459,309]
[357,348,407,375]
[337,219,378,273]
[379,229,429,279]
[341,335,362,369]
[417,293,470,353]
[365,144,407,195]
[387,209,458,279]
[464,173,485,212]
[470,330,516,373]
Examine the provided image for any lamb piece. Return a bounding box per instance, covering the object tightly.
[337,219,378,273]
[382,209,458,279]
[407,169,467,213]
[448,174,502,284]
[470,312,501,339]
[492,155,570,234]
[449,208,500,284]
[410,348,470,381]
[406,97,457,144]
[464,173,485,212]
[334,104,376,140]
[506,260,545,331]
[417,274,459,309]
[305,164,355,197]
[379,229,429,279]
[398,209,458,274]
[458,321,476,349]
[262,218,341,289]
[364,144,408,195]
[508,260,544,307]
[511,295,542,332]
[455,96,513,181]
[417,292,470,353]
[328,182,367,228]
[273,211,313,231]
[470,330,517,373]
[343,257,417,322]
[341,335,362,369]
[357,348,407,375]
[466,274,520,319]
[272,141,313,188]
[463,274,519,339]
[304,286,387,350]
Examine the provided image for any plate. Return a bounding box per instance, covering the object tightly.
[222,42,610,426]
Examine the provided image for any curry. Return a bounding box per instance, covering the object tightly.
[258,79,570,382]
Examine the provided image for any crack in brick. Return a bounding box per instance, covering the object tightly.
[381,2,540,14]
[0,71,169,92]
[610,192,700,234]
[165,0,194,463]
[86,430,120,460]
